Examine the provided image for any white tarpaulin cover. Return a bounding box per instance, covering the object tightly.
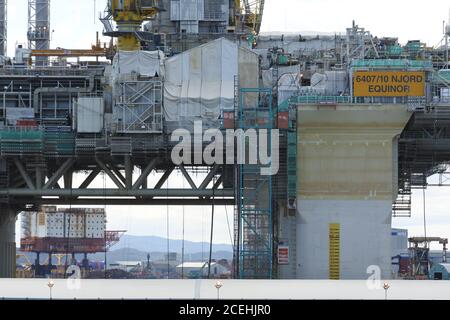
[112,50,164,79]
[164,38,259,130]
[111,50,165,134]
[278,73,302,106]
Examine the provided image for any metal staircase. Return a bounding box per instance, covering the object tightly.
[236,87,274,279]
[392,181,412,218]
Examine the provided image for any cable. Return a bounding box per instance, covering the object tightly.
[201,207,205,263]
[423,187,428,245]
[224,205,234,250]
[103,172,107,279]
[207,176,216,279]
[181,178,185,279]
[64,177,73,278]
[166,173,170,279]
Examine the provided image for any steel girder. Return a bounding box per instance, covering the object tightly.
[4,156,234,207]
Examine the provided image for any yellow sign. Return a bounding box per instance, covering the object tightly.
[38,213,45,226]
[353,71,425,97]
[329,223,340,280]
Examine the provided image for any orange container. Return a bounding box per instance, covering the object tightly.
[223,111,235,129]
[277,111,289,129]
[16,119,38,128]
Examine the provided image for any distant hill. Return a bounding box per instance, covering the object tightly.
[112,235,233,254]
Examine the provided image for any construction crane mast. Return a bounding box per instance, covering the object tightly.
[27,0,50,66]
[234,0,265,35]
[0,0,6,57]
[105,0,160,51]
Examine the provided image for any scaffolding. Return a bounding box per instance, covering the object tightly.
[237,87,274,279]
[408,237,448,278]
[0,125,77,158]
[392,181,412,218]
[0,127,44,156]
[114,78,163,134]
[344,21,380,62]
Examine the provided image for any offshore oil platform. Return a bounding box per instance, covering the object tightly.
[0,0,449,280]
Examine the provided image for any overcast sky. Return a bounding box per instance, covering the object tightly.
[8,1,450,250]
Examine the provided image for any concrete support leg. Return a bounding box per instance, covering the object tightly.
[0,209,17,278]
[296,104,412,280]
[48,253,52,276]
[36,252,41,277]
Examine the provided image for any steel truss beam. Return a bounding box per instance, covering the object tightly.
[133,158,158,190]
[1,189,233,197]
[95,158,125,189]
[179,164,197,189]
[44,158,75,189]
[20,199,234,206]
[79,168,100,189]
[13,158,35,190]
[4,158,232,207]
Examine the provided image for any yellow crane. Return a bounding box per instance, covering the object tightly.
[16,253,32,267]
[103,1,265,50]
[16,254,33,278]
[31,33,114,59]
[109,0,160,51]
[41,253,73,267]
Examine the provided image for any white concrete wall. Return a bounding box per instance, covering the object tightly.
[277,210,297,279]
[297,200,392,279]
[3,279,450,300]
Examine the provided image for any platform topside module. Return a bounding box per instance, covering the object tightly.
[0,0,449,281]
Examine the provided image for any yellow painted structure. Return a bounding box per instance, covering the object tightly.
[298,104,412,201]
[353,71,425,97]
[110,0,159,51]
[329,223,340,280]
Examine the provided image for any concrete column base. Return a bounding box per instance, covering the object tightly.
[297,200,392,279]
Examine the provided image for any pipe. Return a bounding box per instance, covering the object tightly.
[132,158,158,190]
[20,199,234,206]
[33,75,95,113]
[0,188,235,197]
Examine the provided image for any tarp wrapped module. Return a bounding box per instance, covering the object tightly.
[112,50,164,80]
[111,50,165,134]
[163,38,259,132]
